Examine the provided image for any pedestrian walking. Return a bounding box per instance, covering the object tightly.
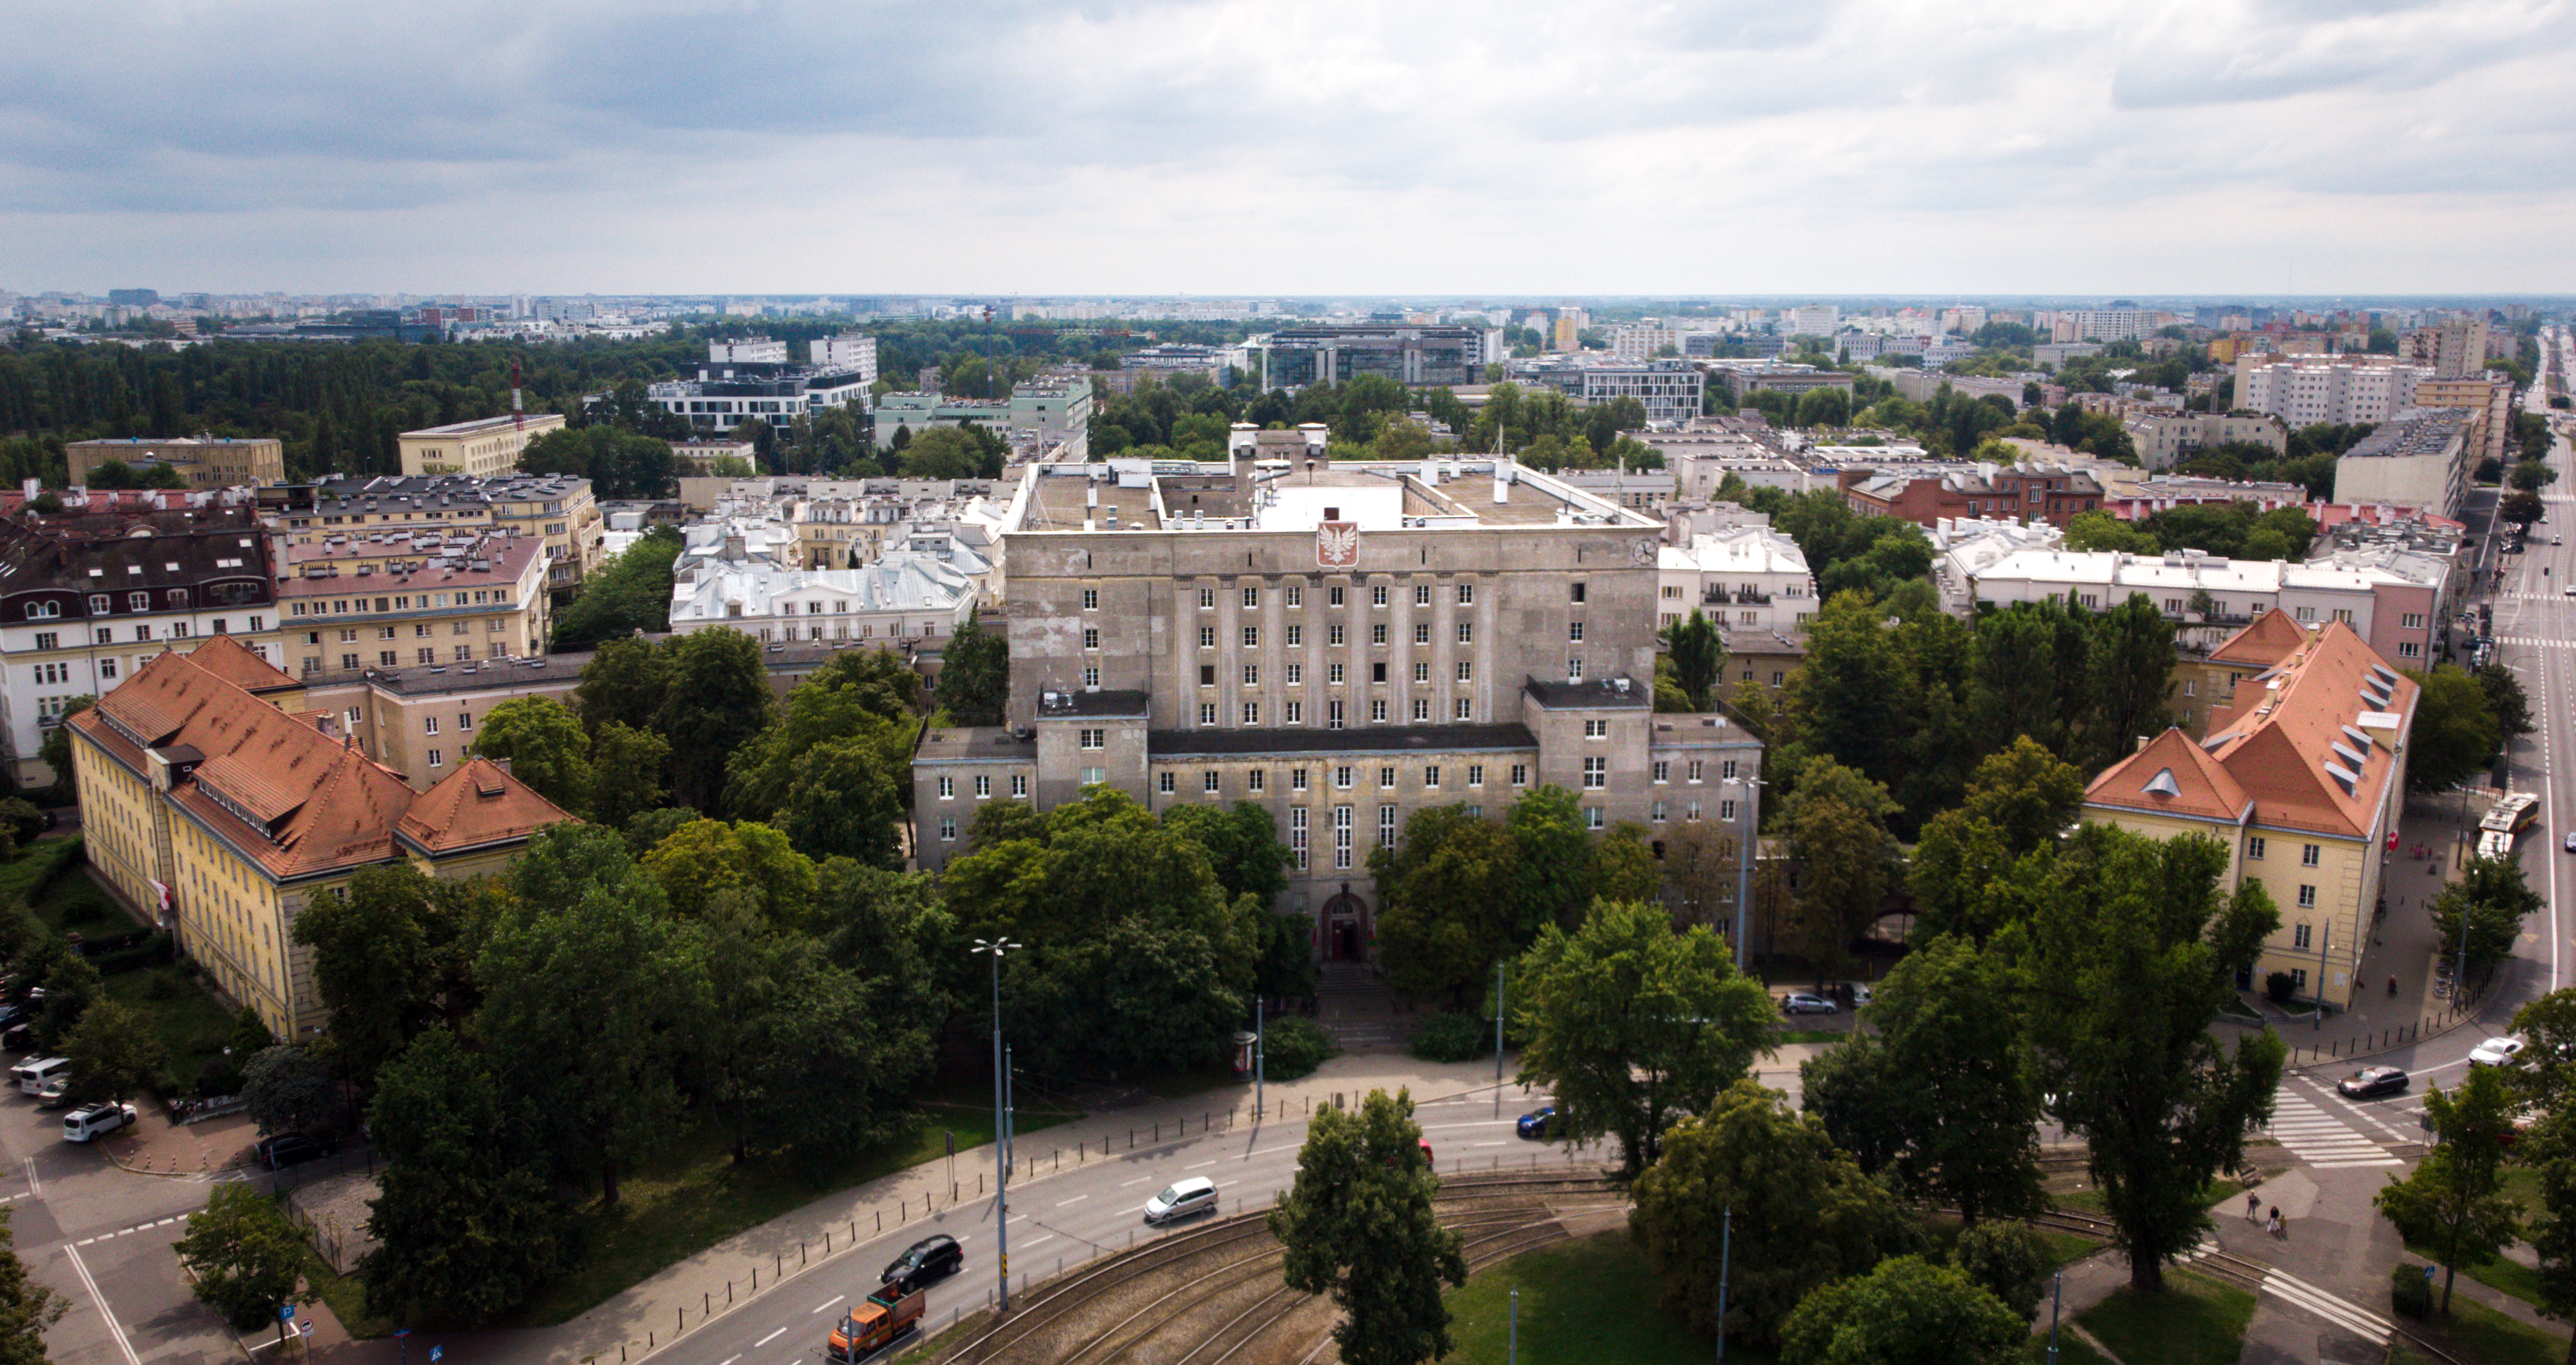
[2267,1207,2284,1239]
[2245,1191,2261,1223]
[2390,974,2400,998]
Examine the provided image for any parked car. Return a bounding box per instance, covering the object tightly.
[878,1234,962,1294]
[1143,1177,1219,1225]
[62,1102,136,1143]
[2470,1036,2528,1067]
[35,1073,73,1108]
[254,1133,338,1170]
[1516,1106,1561,1140]
[1781,993,1838,1016]
[2338,1066,2410,1099]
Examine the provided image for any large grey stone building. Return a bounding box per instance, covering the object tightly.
[912,429,1763,962]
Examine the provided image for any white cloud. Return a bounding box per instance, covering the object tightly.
[1,0,2570,293]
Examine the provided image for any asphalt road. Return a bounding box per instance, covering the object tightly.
[0,1087,245,1365]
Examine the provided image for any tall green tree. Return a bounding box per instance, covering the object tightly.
[587,721,671,832]
[552,530,684,650]
[62,1000,166,1107]
[1630,1079,1922,1342]
[934,615,1009,726]
[289,862,481,1087]
[1370,806,1522,1004]
[2405,664,2502,794]
[1506,785,1597,933]
[1160,802,1292,904]
[173,1184,306,1330]
[653,630,775,814]
[2430,856,2543,980]
[2376,1064,2521,1313]
[241,1046,339,1137]
[1268,1088,1467,1365]
[1802,935,2042,1222]
[1778,757,1899,982]
[640,818,818,928]
[2000,825,2285,1292]
[1777,1256,2026,1365]
[1662,609,1724,711]
[1513,900,1774,1176]
[572,633,669,734]
[467,696,594,815]
[475,826,693,1206]
[0,1207,64,1365]
[361,1029,576,1324]
[778,739,906,868]
[2086,594,2178,768]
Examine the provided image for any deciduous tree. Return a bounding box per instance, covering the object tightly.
[1513,901,1774,1176]
[651,628,774,814]
[0,1207,64,1365]
[587,721,671,832]
[1268,1089,1467,1365]
[173,1184,305,1330]
[61,999,164,1107]
[1370,806,1522,1005]
[2406,664,2502,793]
[1777,1256,2026,1365]
[779,739,906,868]
[640,818,818,928]
[2376,1064,2521,1313]
[1662,610,1724,711]
[242,1046,340,1137]
[2430,856,2543,980]
[934,615,1009,726]
[467,696,594,815]
[1630,1079,1921,1342]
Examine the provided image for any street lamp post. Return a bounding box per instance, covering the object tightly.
[972,937,1021,1310]
[1723,773,1767,974]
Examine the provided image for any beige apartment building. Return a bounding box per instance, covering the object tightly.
[2083,620,2416,1010]
[67,437,287,488]
[398,413,567,479]
[914,438,1769,959]
[274,530,551,680]
[266,474,605,592]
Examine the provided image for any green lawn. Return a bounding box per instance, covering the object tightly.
[1441,1231,1767,1365]
[104,966,238,1095]
[505,1096,1080,1326]
[2074,1268,2257,1365]
[2406,1292,2571,1365]
[2029,1330,2114,1364]
[1774,1029,1845,1044]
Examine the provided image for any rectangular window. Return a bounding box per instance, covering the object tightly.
[2398,642,2420,658]
[1248,769,1266,793]
[1372,662,1388,683]
[1286,624,1303,648]
[1292,767,1310,792]
[1455,698,1473,719]
[2293,923,2312,949]
[1244,664,1261,685]
[1083,666,1101,689]
[1454,583,1475,606]
[1567,658,1584,680]
[1080,765,1108,785]
[1380,804,1399,847]
[1455,661,1473,682]
[1380,766,1397,789]
[1568,621,1585,642]
[1570,582,1586,604]
[974,775,992,799]
[1413,622,1431,645]
[1159,771,1177,794]
[1242,701,1260,724]
[1286,585,1302,608]
[1286,701,1304,723]
[1079,728,1105,750]
[2297,884,2317,908]
[1328,700,1345,729]
[1199,626,1216,649]
[1411,698,1429,721]
[1082,588,1099,610]
[1286,663,1303,685]
[1012,774,1028,799]
[1721,799,1739,821]
[1415,584,1431,606]
[1457,622,1473,644]
[2301,843,2320,867]
[1370,699,1388,723]
[2290,968,2308,992]
[937,776,955,799]
[1652,800,1667,823]
[1468,763,1487,787]
[1242,626,1260,649]
[1199,587,1216,610]
[1083,627,1100,651]
[1330,586,1346,607]
[1204,771,1222,794]
[1335,766,1354,789]
[1510,763,1529,787]
[1371,623,1388,646]
[1582,756,1607,789]
[1200,703,1218,726]
[1686,800,1702,821]
[426,748,443,768]
[1372,585,1389,608]
[1291,807,1309,868]
[1333,805,1354,869]
[1424,765,1441,789]
[1586,806,1604,830]
[1584,719,1608,739]
[1243,586,1260,610]
[1330,625,1347,647]
[2247,837,2266,860]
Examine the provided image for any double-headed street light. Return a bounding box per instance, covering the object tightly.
[972,938,1021,1310]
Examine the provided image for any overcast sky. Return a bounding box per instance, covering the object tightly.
[5,0,2571,298]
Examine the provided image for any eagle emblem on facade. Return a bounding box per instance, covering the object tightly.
[1316,521,1360,568]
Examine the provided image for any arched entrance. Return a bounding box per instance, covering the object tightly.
[1321,885,1368,962]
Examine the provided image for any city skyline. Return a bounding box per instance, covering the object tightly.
[5,0,2572,297]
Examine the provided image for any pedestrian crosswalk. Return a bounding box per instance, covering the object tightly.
[2260,1089,2402,1169]
[2182,1241,2395,1345]
[2490,635,2573,649]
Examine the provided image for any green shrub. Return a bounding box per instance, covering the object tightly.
[2264,972,2297,1005]
[91,931,172,976]
[2390,1264,2432,1318]
[195,1060,244,1099]
[141,971,182,1001]
[1410,1012,1489,1064]
[1261,1016,1336,1081]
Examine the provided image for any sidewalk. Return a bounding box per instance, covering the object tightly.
[100,1105,263,1177]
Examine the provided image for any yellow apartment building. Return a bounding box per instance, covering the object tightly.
[398,413,567,479]
[2083,619,2418,1010]
[69,644,572,1038]
[275,530,551,678]
[266,474,605,593]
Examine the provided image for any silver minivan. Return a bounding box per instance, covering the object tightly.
[11,1056,69,1095]
[63,1103,135,1143]
[1143,1177,1218,1225]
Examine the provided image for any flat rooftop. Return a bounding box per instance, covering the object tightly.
[1010,458,1652,535]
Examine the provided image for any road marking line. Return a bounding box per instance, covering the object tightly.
[755,1328,787,1347]
[1055,1195,1088,1207]
[63,1245,140,1365]
[810,1295,844,1314]
[23,1159,38,1200]
[2265,1274,2390,1341]
[719,1356,739,1365]
[75,1238,92,1246]
[1469,1141,1505,1147]
[1119,1176,1156,1187]
[1022,1234,1055,1248]
[1185,1160,1216,1170]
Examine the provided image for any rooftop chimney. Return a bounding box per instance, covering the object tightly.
[1494,455,1512,503]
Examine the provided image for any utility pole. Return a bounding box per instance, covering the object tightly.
[1509,1287,1519,1365]
[2315,916,2329,1030]
[973,938,1021,1310]
[1254,998,1264,1119]
[2048,1271,2062,1364]
[1494,958,1506,1094]
[1716,1206,1732,1364]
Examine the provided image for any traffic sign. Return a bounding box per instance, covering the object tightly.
[395,1330,412,1338]
[299,1322,313,1339]
[430,1348,442,1362]
[279,1305,295,1322]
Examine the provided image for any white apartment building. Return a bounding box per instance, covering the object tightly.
[711,337,790,365]
[1505,358,1705,426]
[668,552,977,646]
[2121,411,2290,472]
[1658,528,1817,634]
[2052,309,2162,343]
[2331,407,2476,517]
[1956,548,2439,663]
[809,333,880,383]
[2235,355,2433,429]
[1926,517,2066,618]
[1789,305,1840,337]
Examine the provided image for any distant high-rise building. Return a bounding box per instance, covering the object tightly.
[2401,318,2489,380]
[106,288,160,308]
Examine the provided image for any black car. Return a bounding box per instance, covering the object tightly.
[2338,1066,2409,1099]
[255,1133,339,1170]
[880,1234,962,1294]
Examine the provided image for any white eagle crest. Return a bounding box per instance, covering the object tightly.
[1316,521,1360,568]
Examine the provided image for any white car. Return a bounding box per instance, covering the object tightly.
[1143,1177,1218,1225]
[1781,992,1839,1016]
[2470,1036,2527,1067]
[63,1102,136,1143]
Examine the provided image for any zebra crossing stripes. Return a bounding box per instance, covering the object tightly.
[2261,1090,2400,1169]
[2182,1243,2394,1345]
[2491,635,2573,649]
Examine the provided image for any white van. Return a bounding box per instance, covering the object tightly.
[11,1057,68,1095]
[63,1103,134,1143]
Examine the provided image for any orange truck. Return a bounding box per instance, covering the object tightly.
[825,1288,925,1364]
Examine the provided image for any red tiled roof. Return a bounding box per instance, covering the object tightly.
[398,758,572,855]
[2208,608,2310,669]
[181,633,299,694]
[2085,726,2253,825]
[70,647,572,881]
